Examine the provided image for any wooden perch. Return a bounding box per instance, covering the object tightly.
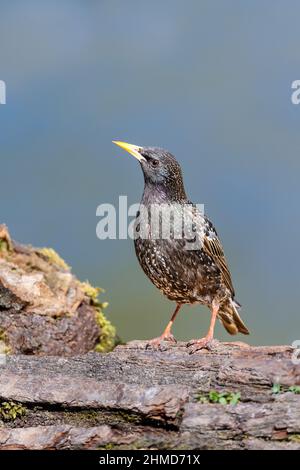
[0,341,300,450]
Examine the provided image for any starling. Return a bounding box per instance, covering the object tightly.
[113,141,249,352]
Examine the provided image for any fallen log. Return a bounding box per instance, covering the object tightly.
[0,341,299,449]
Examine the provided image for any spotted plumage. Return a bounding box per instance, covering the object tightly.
[113,141,249,351]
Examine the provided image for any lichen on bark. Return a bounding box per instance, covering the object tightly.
[0,224,117,355]
[0,342,299,449]
[80,281,116,353]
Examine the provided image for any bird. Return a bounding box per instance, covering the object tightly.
[113,141,249,353]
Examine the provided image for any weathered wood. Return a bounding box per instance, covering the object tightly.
[0,225,116,355]
[0,341,299,449]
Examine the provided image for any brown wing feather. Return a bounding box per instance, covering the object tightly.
[203,233,235,296]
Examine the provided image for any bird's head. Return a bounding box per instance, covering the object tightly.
[113,141,187,201]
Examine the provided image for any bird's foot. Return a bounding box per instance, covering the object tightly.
[146,332,177,351]
[187,336,218,354]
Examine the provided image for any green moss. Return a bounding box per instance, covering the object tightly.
[0,329,11,355]
[97,442,147,450]
[81,282,105,306]
[118,411,141,423]
[196,390,241,405]
[0,401,26,421]
[84,283,102,301]
[98,443,127,450]
[103,443,116,450]
[94,310,116,353]
[38,247,70,270]
[61,409,140,428]
[0,239,10,252]
[0,226,12,253]
[61,409,107,427]
[289,434,300,442]
[81,280,116,353]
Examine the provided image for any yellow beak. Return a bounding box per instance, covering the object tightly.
[112,141,146,162]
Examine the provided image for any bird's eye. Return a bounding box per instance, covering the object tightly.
[151,159,159,167]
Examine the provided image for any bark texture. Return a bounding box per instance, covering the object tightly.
[0,224,116,355]
[0,341,299,450]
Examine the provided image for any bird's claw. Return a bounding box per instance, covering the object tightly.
[146,333,177,351]
[187,337,218,354]
[162,333,177,343]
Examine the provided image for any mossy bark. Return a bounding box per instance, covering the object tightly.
[0,342,299,449]
[0,224,116,355]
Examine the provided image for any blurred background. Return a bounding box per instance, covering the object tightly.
[0,0,299,346]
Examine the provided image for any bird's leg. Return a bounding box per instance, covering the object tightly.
[187,300,219,353]
[146,304,181,348]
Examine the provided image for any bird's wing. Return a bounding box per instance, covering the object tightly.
[202,216,235,296]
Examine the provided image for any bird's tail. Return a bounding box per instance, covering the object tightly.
[218,299,250,335]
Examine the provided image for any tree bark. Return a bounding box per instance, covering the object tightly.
[0,225,116,355]
[0,341,299,450]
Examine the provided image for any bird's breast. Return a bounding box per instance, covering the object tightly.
[134,235,222,304]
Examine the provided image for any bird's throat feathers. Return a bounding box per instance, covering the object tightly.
[141,179,188,205]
